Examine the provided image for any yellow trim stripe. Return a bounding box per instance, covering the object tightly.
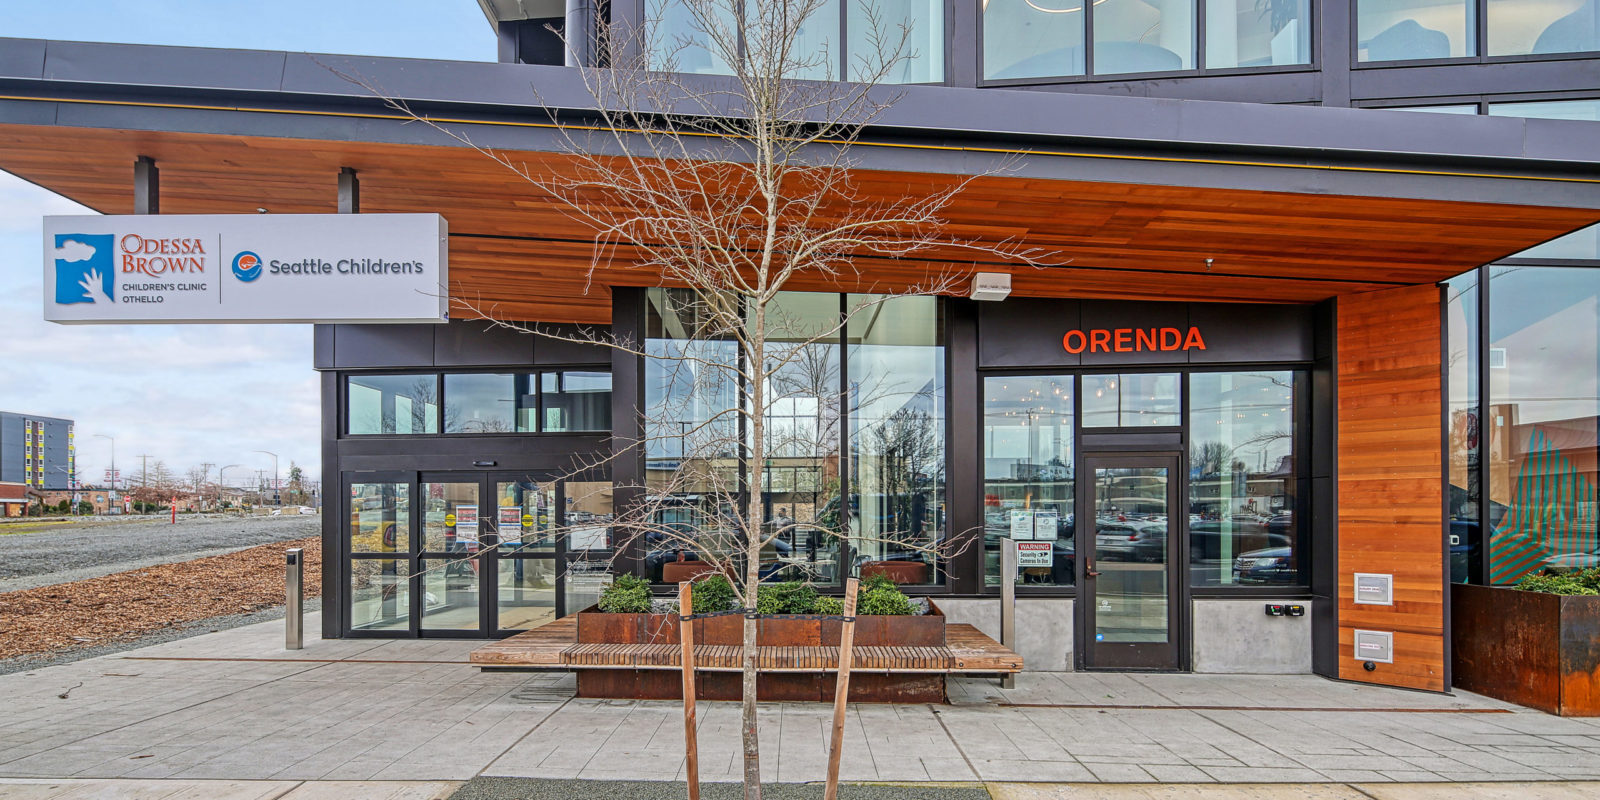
[3,92,1600,185]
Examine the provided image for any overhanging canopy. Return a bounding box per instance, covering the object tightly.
[3,38,1598,323]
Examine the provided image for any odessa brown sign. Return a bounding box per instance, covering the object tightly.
[1062,326,1207,354]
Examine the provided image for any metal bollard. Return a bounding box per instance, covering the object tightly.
[1000,538,1017,690]
[285,548,303,650]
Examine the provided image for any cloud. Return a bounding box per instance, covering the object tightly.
[54,237,97,262]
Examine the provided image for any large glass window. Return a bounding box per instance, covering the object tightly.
[1447,273,1482,584]
[1187,371,1298,588]
[347,375,439,435]
[1205,0,1310,68]
[1358,0,1476,61]
[1094,0,1195,74]
[1082,373,1181,427]
[444,373,517,434]
[1485,267,1600,584]
[541,372,612,432]
[1514,223,1600,261]
[849,294,945,585]
[351,559,410,631]
[982,0,1085,80]
[983,376,1075,587]
[1489,0,1598,56]
[1489,98,1600,122]
[648,0,943,83]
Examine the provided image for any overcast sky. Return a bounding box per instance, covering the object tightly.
[0,2,495,489]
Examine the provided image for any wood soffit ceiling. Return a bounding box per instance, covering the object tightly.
[3,123,1597,325]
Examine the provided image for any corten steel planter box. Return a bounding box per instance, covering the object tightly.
[1452,583,1600,716]
[574,602,947,703]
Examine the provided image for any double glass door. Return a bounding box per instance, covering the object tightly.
[1077,453,1182,670]
[347,471,613,637]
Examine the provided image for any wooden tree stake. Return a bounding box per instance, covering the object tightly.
[824,577,859,800]
[679,581,700,800]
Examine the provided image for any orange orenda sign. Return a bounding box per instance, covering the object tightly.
[1062,326,1207,354]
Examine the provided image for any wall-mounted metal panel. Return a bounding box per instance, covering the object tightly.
[434,320,536,367]
[977,298,1082,368]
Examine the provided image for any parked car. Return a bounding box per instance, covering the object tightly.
[1232,546,1297,585]
[1095,521,1165,561]
[1267,513,1294,535]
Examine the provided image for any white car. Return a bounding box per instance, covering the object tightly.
[297,506,317,515]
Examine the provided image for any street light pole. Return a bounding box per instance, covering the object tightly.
[255,450,279,507]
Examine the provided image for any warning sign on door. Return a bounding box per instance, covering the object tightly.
[1016,541,1052,568]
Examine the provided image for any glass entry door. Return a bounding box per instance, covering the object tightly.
[1078,453,1182,670]
[347,471,611,638]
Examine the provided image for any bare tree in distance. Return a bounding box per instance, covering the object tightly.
[334,0,1057,795]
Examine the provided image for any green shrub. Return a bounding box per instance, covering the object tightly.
[691,574,738,614]
[857,583,916,616]
[598,574,653,613]
[861,572,897,592]
[815,596,844,615]
[1517,571,1600,596]
[756,581,818,615]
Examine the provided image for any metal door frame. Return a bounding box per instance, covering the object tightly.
[1075,451,1186,671]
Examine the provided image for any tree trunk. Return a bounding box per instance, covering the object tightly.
[742,305,767,799]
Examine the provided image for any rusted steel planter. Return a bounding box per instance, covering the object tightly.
[573,602,946,703]
[1452,583,1600,716]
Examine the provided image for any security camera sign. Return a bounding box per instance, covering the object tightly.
[44,213,448,324]
[1016,541,1053,568]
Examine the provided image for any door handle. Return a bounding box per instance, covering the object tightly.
[1086,562,1101,578]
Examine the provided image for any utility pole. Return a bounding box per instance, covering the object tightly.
[199,462,214,511]
[254,450,279,507]
[137,454,151,491]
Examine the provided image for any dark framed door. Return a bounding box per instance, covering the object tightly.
[491,476,561,635]
[1077,452,1183,670]
[418,474,491,636]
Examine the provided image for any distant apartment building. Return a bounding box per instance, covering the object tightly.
[0,412,75,490]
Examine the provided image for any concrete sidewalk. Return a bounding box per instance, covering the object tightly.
[1,613,1598,789]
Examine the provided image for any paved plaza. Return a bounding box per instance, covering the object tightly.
[1,613,1599,794]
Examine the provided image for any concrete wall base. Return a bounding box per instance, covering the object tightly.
[940,597,1072,672]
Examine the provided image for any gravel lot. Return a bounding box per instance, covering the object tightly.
[0,514,319,593]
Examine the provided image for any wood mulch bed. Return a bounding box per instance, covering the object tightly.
[0,537,321,660]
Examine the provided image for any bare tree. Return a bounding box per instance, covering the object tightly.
[338,0,1054,795]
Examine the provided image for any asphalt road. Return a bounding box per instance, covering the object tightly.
[0,513,319,593]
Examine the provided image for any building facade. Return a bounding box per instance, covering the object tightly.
[0,412,75,491]
[3,0,1599,692]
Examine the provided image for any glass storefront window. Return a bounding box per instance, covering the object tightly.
[444,373,516,434]
[983,0,1085,81]
[351,559,410,631]
[1447,273,1482,584]
[1094,0,1195,74]
[1188,371,1298,587]
[647,0,737,75]
[347,375,438,435]
[498,558,557,630]
[1205,0,1310,68]
[849,294,945,585]
[1358,0,1476,61]
[1083,373,1181,427]
[350,481,409,553]
[983,376,1075,587]
[1489,0,1597,56]
[761,291,844,585]
[565,480,616,553]
[540,371,612,432]
[1485,267,1600,584]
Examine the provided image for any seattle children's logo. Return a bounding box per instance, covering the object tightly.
[232,250,263,282]
[53,234,114,305]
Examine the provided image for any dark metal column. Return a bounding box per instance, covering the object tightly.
[134,156,158,214]
[338,167,360,214]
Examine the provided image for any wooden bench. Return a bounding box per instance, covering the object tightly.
[471,617,1023,690]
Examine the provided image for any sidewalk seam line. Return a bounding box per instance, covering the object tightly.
[473,693,574,778]
[931,704,980,782]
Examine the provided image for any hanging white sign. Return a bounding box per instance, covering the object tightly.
[44,214,448,324]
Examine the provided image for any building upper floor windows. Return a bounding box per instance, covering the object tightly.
[1359,0,1600,62]
[982,0,1310,83]
[647,0,945,83]
[347,371,611,436]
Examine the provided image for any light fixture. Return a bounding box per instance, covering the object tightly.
[969,272,1012,301]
